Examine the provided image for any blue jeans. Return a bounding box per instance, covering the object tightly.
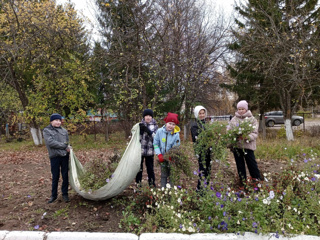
[50,155,69,198]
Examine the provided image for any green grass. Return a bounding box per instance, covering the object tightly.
[256,135,320,161]
[0,131,127,151]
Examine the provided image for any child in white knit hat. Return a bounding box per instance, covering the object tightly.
[190,105,212,192]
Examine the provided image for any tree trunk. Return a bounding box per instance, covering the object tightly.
[30,127,43,145]
[105,116,109,142]
[259,117,266,140]
[285,119,294,141]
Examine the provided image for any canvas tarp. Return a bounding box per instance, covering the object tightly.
[68,123,141,200]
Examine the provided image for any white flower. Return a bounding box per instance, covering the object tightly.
[166,183,171,189]
[174,186,177,190]
[263,199,270,205]
[304,177,309,181]
[188,227,195,232]
[288,206,291,210]
[237,220,240,225]
[177,213,181,218]
[293,208,297,212]
[177,198,181,203]
[238,210,243,214]
[269,190,275,199]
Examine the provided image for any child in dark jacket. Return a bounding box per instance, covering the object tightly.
[190,106,211,191]
[153,112,180,188]
[136,109,158,187]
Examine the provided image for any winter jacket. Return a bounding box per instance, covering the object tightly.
[227,110,258,151]
[153,125,180,155]
[43,124,69,158]
[140,118,158,156]
[190,119,207,143]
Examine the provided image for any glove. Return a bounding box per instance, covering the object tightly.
[139,123,146,135]
[139,123,152,135]
[158,154,164,163]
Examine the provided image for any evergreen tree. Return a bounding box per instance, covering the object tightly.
[227,0,320,140]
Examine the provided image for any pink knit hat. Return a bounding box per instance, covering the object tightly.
[237,100,248,110]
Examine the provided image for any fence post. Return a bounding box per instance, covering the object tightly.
[6,123,9,138]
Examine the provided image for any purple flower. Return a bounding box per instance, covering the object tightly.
[252,222,258,228]
[208,216,212,220]
[179,224,183,229]
[193,171,198,175]
[304,159,308,163]
[178,185,182,189]
[216,192,221,198]
[311,177,316,182]
[255,197,259,201]
[223,211,226,216]
[34,225,39,230]
[220,204,224,208]
[106,178,110,182]
[27,195,31,198]
[275,231,279,238]
[237,198,242,202]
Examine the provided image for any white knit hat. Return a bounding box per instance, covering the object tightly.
[193,105,207,119]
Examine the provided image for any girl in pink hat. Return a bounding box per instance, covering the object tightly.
[227,100,261,185]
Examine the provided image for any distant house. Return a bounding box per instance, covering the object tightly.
[86,109,117,122]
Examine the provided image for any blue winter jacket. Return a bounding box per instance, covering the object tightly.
[153,125,180,155]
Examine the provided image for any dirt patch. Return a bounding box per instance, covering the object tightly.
[0,146,286,233]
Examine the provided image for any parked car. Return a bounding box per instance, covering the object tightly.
[264,111,304,127]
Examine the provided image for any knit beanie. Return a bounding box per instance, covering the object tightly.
[143,109,154,118]
[50,113,62,122]
[237,100,248,110]
[164,112,179,125]
[193,105,207,119]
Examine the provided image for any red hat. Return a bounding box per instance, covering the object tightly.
[164,112,179,125]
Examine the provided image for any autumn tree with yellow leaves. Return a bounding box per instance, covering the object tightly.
[0,0,94,144]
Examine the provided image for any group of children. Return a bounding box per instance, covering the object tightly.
[137,100,261,190]
[44,100,261,203]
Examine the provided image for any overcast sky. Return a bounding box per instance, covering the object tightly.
[55,0,241,41]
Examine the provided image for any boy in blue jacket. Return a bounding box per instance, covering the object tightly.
[153,112,180,188]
